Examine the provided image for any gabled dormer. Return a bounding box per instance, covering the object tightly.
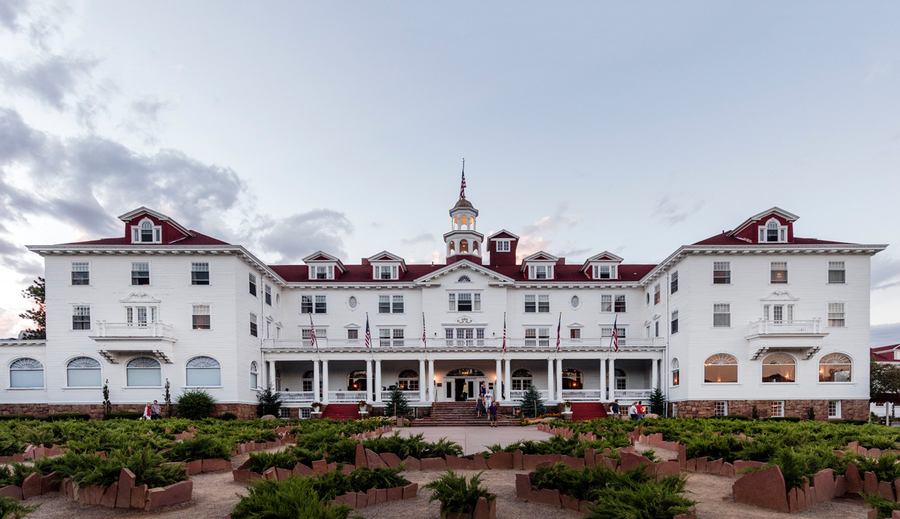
[302,251,346,280]
[521,251,558,280]
[729,207,798,244]
[119,207,194,245]
[367,251,407,280]
[581,252,623,280]
[487,229,519,266]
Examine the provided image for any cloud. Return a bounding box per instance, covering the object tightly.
[257,209,354,262]
[872,256,900,291]
[0,55,100,110]
[401,233,434,245]
[865,60,892,84]
[0,236,41,277]
[554,246,592,259]
[0,0,28,32]
[117,96,171,143]
[872,322,900,347]
[516,205,581,259]
[653,195,704,226]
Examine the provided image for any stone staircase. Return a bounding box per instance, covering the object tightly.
[570,402,609,421]
[411,402,519,427]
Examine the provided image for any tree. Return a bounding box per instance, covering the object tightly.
[18,277,45,339]
[871,358,900,424]
[387,387,410,417]
[256,387,282,417]
[520,385,545,418]
[649,386,666,415]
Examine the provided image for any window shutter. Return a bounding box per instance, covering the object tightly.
[611,265,617,279]
[132,228,139,243]
[759,228,765,242]
[392,266,398,279]
[528,266,534,279]
[328,265,334,279]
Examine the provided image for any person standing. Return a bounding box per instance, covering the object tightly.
[150,400,161,420]
[489,401,498,427]
[636,401,644,420]
[480,381,486,397]
[610,399,620,418]
[484,390,493,416]
[628,402,639,420]
[476,393,486,417]
[141,403,153,420]
[461,382,469,401]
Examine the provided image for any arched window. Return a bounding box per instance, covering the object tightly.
[512,368,533,391]
[762,353,795,383]
[67,357,101,387]
[126,357,161,387]
[615,368,626,390]
[186,356,221,387]
[459,239,469,253]
[457,275,472,283]
[819,353,852,382]
[10,358,44,388]
[448,241,455,253]
[140,220,154,242]
[348,370,367,391]
[473,241,480,254]
[671,359,680,387]
[398,369,419,391]
[562,368,583,390]
[446,368,485,377]
[249,361,259,389]
[704,354,738,383]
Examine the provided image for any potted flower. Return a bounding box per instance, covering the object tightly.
[358,400,367,409]
[310,402,322,416]
[425,469,496,519]
[561,401,573,413]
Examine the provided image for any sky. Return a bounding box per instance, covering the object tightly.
[0,1,899,343]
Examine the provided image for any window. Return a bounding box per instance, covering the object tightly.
[534,266,548,279]
[713,262,731,284]
[302,370,314,392]
[670,271,678,294]
[379,328,404,347]
[704,354,738,383]
[9,358,44,388]
[593,264,616,279]
[496,240,510,252]
[192,305,211,329]
[398,369,419,390]
[570,295,580,309]
[714,401,728,416]
[392,295,404,313]
[770,401,785,418]
[654,284,660,305]
[250,361,259,389]
[538,295,549,313]
[72,306,91,330]
[614,295,626,313]
[191,263,209,285]
[671,359,680,386]
[770,262,788,284]
[249,274,257,296]
[762,353,796,383]
[126,357,161,387]
[569,328,581,339]
[524,294,545,313]
[125,305,157,326]
[315,295,327,313]
[132,218,161,244]
[759,219,787,243]
[457,275,471,283]
[265,319,271,338]
[526,295,536,313]
[562,369,583,389]
[264,285,272,306]
[819,353,851,382]
[444,328,485,347]
[374,265,399,280]
[828,261,845,284]
[186,356,221,386]
[379,295,390,313]
[671,310,679,334]
[131,262,150,285]
[311,265,334,280]
[66,357,101,387]
[655,321,659,337]
[348,295,358,309]
[71,262,89,285]
[601,327,626,343]
[763,303,794,323]
[524,328,550,347]
[250,313,258,337]
[511,369,533,391]
[615,368,626,390]
[646,293,650,305]
[450,292,480,312]
[828,303,845,327]
[347,329,358,340]
[713,304,731,327]
[828,401,841,419]
[276,325,281,338]
[301,328,327,342]
[348,370,367,391]
[301,295,313,314]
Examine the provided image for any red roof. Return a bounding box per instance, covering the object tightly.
[872,345,900,363]
[692,233,850,246]
[58,231,230,247]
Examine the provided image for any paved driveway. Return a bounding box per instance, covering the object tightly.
[392,425,552,455]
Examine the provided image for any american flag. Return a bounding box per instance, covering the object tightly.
[422,312,427,348]
[556,312,562,352]
[460,159,466,199]
[502,312,507,353]
[364,313,371,349]
[309,313,318,351]
[611,314,619,353]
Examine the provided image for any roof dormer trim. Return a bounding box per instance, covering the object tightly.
[118,207,194,237]
[366,250,408,271]
[730,207,799,236]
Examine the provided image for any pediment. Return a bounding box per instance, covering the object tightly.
[760,290,799,302]
[414,260,514,285]
[120,292,160,304]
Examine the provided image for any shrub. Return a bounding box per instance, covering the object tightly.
[176,389,216,420]
[386,387,410,417]
[0,496,38,518]
[520,385,546,418]
[0,415,36,421]
[163,436,232,462]
[103,412,142,420]
[424,469,493,515]
[231,477,352,519]
[0,463,39,488]
[864,493,900,519]
[47,413,90,421]
[256,387,282,418]
[219,412,238,421]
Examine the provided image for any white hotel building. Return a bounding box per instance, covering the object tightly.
[1,187,885,420]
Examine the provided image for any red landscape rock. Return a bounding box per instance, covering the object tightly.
[560,455,584,469]
[355,443,367,468]
[365,449,388,469]
[513,449,524,470]
[380,452,403,469]
[446,455,475,470]
[403,483,418,499]
[655,461,681,480]
[865,471,879,496]
[386,486,403,501]
[100,483,118,508]
[486,451,513,470]
[534,488,560,508]
[835,475,846,497]
[472,454,488,470]
[0,485,22,500]
[116,468,135,508]
[720,462,735,478]
[131,484,148,509]
[202,459,232,472]
[473,496,497,519]
[41,472,60,495]
[79,485,106,506]
[185,460,202,475]
[420,457,447,471]
[21,472,41,500]
[732,466,789,513]
[812,469,835,502]
[376,488,387,504]
[293,462,314,476]
[846,463,862,493]
[619,452,652,471]
[402,456,421,471]
[275,468,291,481]
[145,480,192,511]
[706,458,723,474]
[333,493,356,508]
[880,481,895,501]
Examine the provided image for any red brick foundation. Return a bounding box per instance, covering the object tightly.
[0,403,258,420]
[670,399,869,421]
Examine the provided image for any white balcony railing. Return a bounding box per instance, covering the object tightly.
[279,391,316,403]
[747,319,823,336]
[328,391,368,403]
[380,390,421,402]
[613,389,652,401]
[561,389,604,401]
[94,322,175,339]
[263,336,665,352]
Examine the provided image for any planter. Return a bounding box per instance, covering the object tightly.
[310,412,323,419]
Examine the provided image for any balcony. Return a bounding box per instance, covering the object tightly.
[92,322,176,341]
[746,319,827,360]
[262,337,665,353]
[91,322,175,364]
[746,319,825,338]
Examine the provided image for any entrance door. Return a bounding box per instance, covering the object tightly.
[454,379,467,401]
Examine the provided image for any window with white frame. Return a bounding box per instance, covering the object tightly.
[601,294,612,312]
[10,358,44,388]
[266,319,272,338]
[249,274,257,296]
[299,408,311,419]
[457,275,471,283]
[131,262,150,285]
[71,262,90,285]
[276,324,281,338]
[524,328,550,347]
[444,328,485,347]
[379,328,404,347]
[705,354,738,383]
[132,218,161,244]
[569,328,581,339]
[714,401,728,416]
[125,305,157,327]
[601,326,626,343]
[250,361,259,389]
[529,265,553,280]
[654,284,660,304]
[264,285,272,306]
[347,328,358,340]
[379,295,404,313]
[126,357,161,386]
[249,313,258,337]
[398,369,419,390]
[191,263,209,285]
[449,292,480,312]
[374,265,399,280]
[770,261,788,284]
[828,261,846,284]
[828,302,845,327]
[713,261,731,284]
[302,370,314,392]
[615,368,626,390]
[72,305,91,330]
[192,305,210,329]
[614,295,626,313]
[593,264,617,280]
[828,401,841,419]
[713,304,731,327]
[496,240,510,252]
[511,369,533,390]
[523,294,549,313]
[671,310,679,334]
[655,321,659,337]
[819,353,852,382]
[301,328,326,343]
[186,356,221,386]
[66,357,101,387]
[763,303,794,323]
[759,218,787,243]
[315,295,326,313]
[770,401,785,418]
[310,265,334,280]
[301,295,313,314]
[670,271,678,294]
[671,358,680,386]
[762,353,796,383]
[569,295,580,309]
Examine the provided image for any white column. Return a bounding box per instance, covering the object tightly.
[322,360,329,404]
[547,358,555,402]
[268,361,276,389]
[600,358,607,402]
[608,358,616,401]
[428,360,435,402]
[375,359,382,402]
[503,358,511,402]
[556,358,563,402]
[418,359,426,402]
[365,359,373,403]
[495,358,502,399]
[651,358,659,391]
[313,360,321,403]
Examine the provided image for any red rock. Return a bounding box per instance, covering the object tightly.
[868,510,878,519]
[602,457,617,470]
[486,451,513,470]
[420,457,446,471]
[116,468,135,508]
[516,473,532,500]
[21,472,41,499]
[865,471,879,496]
[788,487,799,513]
[380,452,403,469]
[707,458,723,474]
[579,500,592,513]
[513,449,524,470]
[562,494,580,511]
[403,456,421,471]
[334,493,356,508]
[366,488,377,507]
[870,448,884,459]
[293,462,314,476]
[655,461,681,480]
[560,455,584,469]
[695,457,708,473]
[583,448,596,467]
[535,488,560,508]
[845,463,862,493]
[202,459,232,472]
[620,452,652,472]
[893,511,900,519]
[145,480,192,511]
[474,496,497,519]
[0,485,22,500]
[721,462,735,478]
[355,491,368,508]
[812,469,835,502]
[275,468,291,481]
[376,488,387,504]
[446,455,474,470]
[355,443,367,468]
[233,469,251,483]
[733,460,765,474]
[263,467,277,480]
[685,459,696,471]
[340,464,354,475]
[835,475,846,497]
[365,449,388,469]
[79,485,106,505]
[472,454,488,470]
[880,481,895,501]
[185,460,202,475]
[732,466,789,513]
[311,460,328,474]
[41,472,60,495]
[403,483,418,499]
[387,486,403,501]
[100,483,118,508]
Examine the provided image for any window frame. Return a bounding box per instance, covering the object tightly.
[249,273,257,296]
[712,303,731,328]
[827,302,846,327]
[250,361,259,390]
[192,304,211,330]
[671,358,680,387]
[66,356,102,388]
[761,353,797,384]
[714,401,728,416]
[131,218,162,244]
[131,262,151,286]
[713,261,731,284]
[670,310,679,334]
[185,356,222,387]
[250,313,258,337]
[704,353,739,384]
[770,261,788,284]
[828,401,841,419]
[191,262,210,285]
[264,284,272,306]
[770,401,785,418]
[828,261,846,284]
[72,305,91,330]
[449,291,481,312]
[71,262,90,286]
[654,284,660,305]
[9,358,45,389]
[819,353,852,383]
[670,271,678,294]
[495,240,510,252]
[125,357,162,387]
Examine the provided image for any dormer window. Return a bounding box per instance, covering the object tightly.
[593,265,617,280]
[131,218,161,244]
[759,218,787,243]
[528,265,554,280]
[309,265,334,280]
[496,240,510,252]
[374,265,399,280]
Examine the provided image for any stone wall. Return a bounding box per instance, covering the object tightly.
[671,399,869,420]
[0,403,258,421]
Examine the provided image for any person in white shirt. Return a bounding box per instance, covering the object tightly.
[629,403,639,420]
[484,390,492,417]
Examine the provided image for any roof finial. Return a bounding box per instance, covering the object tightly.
[460,158,466,199]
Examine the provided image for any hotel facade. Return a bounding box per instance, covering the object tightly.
[2,186,885,420]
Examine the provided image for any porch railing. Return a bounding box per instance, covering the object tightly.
[279,391,316,403]
[747,319,822,336]
[613,389,652,400]
[509,389,550,401]
[379,390,421,402]
[561,389,604,401]
[94,322,174,339]
[263,336,665,352]
[328,391,368,403]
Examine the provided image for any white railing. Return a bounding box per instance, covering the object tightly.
[328,391,368,403]
[748,319,822,336]
[509,389,550,401]
[95,322,174,339]
[279,391,316,402]
[380,390,421,402]
[613,389,651,400]
[263,337,665,352]
[561,390,604,401]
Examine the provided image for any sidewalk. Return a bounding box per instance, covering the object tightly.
[391,425,552,455]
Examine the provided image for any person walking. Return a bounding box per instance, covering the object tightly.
[461,383,469,401]
[141,403,153,420]
[610,399,620,418]
[489,401,499,427]
[484,390,493,417]
[150,400,161,420]
[480,381,486,397]
[636,401,644,420]
[629,402,639,421]
[476,393,486,417]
